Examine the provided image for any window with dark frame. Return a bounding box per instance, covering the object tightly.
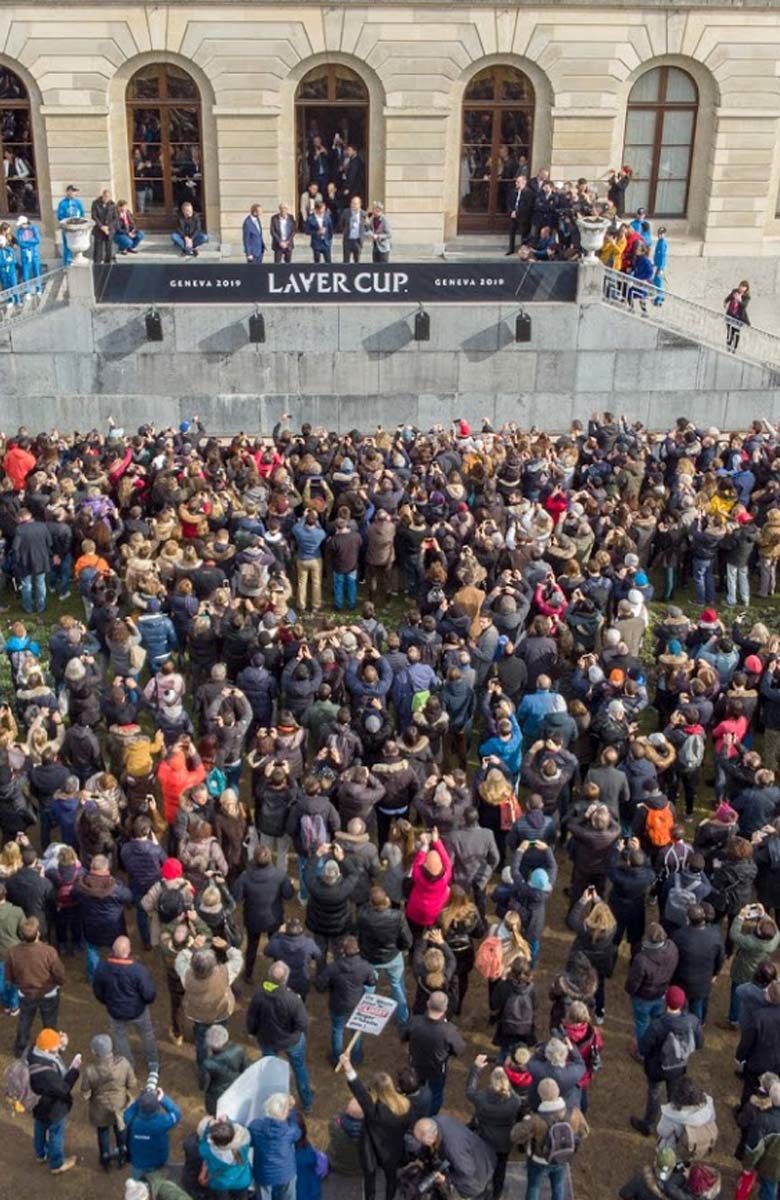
[458,65,535,234]
[126,63,204,231]
[295,65,369,198]
[622,66,698,219]
[0,67,39,219]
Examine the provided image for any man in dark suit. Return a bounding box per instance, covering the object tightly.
[505,174,534,256]
[304,200,334,263]
[270,203,295,264]
[91,188,116,265]
[340,145,365,203]
[307,136,331,191]
[12,506,53,613]
[338,195,367,263]
[242,203,266,264]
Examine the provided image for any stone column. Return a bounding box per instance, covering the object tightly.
[549,108,617,190]
[384,108,449,248]
[702,109,778,250]
[213,106,281,253]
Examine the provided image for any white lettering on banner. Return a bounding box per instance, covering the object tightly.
[393,273,409,292]
[345,993,398,1036]
[332,273,349,294]
[354,272,372,293]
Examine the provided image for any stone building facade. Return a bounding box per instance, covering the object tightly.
[3,0,780,260]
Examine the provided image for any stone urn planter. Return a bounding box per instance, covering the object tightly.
[576,214,611,261]
[60,216,91,266]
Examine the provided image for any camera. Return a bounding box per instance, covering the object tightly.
[418,1159,451,1196]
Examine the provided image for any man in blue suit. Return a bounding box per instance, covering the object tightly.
[242,203,266,264]
[304,200,333,264]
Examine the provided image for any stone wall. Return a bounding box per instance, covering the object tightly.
[3,277,779,433]
[8,0,780,255]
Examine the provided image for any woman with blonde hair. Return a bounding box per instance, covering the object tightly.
[467,1055,523,1200]
[0,838,22,879]
[337,1049,412,1200]
[566,888,618,1024]
[439,884,484,1014]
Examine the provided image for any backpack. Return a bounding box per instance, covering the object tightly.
[475,935,504,981]
[300,811,328,856]
[664,876,699,928]
[501,987,535,1037]
[158,886,187,924]
[542,1113,577,1165]
[660,1024,696,1074]
[679,1117,719,1161]
[678,732,706,773]
[644,804,675,848]
[4,1058,37,1114]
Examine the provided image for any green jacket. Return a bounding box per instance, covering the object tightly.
[730,916,780,985]
[147,1170,193,1200]
[0,899,24,961]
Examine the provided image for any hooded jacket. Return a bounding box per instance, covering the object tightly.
[124,1095,182,1171]
[27,1045,80,1125]
[305,856,361,935]
[625,937,680,1000]
[246,979,308,1051]
[405,839,452,928]
[315,951,377,1015]
[74,870,132,947]
[157,751,207,825]
[233,862,294,934]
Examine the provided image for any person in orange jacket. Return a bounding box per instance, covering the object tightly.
[156,739,206,826]
[74,538,110,580]
[3,438,37,491]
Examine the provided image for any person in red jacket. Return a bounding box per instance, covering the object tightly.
[3,437,36,491]
[156,744,207,826]
[405,828,452,937]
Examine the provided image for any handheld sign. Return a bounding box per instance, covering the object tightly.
[335,993,398,1071]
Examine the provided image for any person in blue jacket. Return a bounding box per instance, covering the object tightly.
[137,598,179,673]
[304,200,334,264]
[197,1115,253,1194]
[248,1090,301,1200]
[243,203,266,264]
[15,214,42,296]
[478,711,522,778]
[0,232,19,307]
[124,1086,182,1180]
[55,184,85,266]
[652,226,668,306]
[628,243,655,317]
[630,207,653,250]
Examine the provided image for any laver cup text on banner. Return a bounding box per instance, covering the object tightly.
[93,261,577,305]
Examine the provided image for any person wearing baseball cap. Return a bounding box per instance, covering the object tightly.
[55,184,85,266]
[630,982,703,1136]
[27,1027,82,1173]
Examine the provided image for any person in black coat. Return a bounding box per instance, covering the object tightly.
[6,845,56,939]
[466,1055,524,1200]
[315,935,377,1064]
[631,985,703,1135]
[566,891,618,1022]
[736,978,780,1103]
[27,1027,82,1173]
[400,990,466,1115]
[231,844,294,981]
[90,188,116,264]
[754,820,780,923]
[245,959,313,1111]
[339,1055,415,1200]
[12,508,52,614]
[670,905,725,1025]
[505,174,534,256]
[608,842,656,950]
[304,843,360,960]
[724,281,751,353]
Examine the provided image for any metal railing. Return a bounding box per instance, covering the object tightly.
[601,265,780,372]
[0,266,69,329]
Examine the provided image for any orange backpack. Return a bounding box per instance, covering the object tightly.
[644,804,674,848]
[475,935,505,980]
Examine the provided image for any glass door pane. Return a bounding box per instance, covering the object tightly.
[460,110,493,213]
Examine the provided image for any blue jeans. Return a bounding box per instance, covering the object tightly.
[726,562,749,607]
[0,959,19,1011]
[34,1117,66,1170]
[135,902,151,949]
[729,980,742,1025]
[333,570,357,611]
[298,854,310,901]
[631,995,665,1042]
[114,230,144,252]
[331,1012,362,1065]
[689,994,709,1024]
[262,1035,312,1110]
[760,1180,780,1200]
[19,572,46,613]
[86,941,102,983]
[692,557,715,606]
[526,1161,567,1200]
[428,1074,446,1116]
[171,231,208,254]
[374,952,409,1024]
[49,553,72,598]
[258,1182,297,1200]
[529,938,540,967]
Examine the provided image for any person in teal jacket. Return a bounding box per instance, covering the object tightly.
[197,1116,253,1195]
[653,227,668,307]
[0,234,19,306]
[16,215,41,295]
[55,185,85,266]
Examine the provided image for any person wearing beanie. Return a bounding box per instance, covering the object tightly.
[631,984,703,1136]
[511,1075,589,1194]
[508,839,557,965]
[123,1084,182,1179]
[27,1026,81,1173]
[80,1031,137,1169]
[618,1146,684,1200]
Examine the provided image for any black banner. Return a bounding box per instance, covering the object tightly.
[93,260,577,305]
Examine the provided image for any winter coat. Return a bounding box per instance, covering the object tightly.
[232,862,294,934]
[305,856,361,936]
[93,954,156,1020]
[401,1013,466,1083]
[466,1068,522,1153]
[709,858,758,917]
[639,1011,703,1083]
[745,1101,780,1181]
[346,1072,412,1173]
[755,836,780,910]
[738,1003,780,1078]
[74,870,132,947]
[120,837,167,900]
[157,751,207,825]
[657,1093,717,1156]
[27,1047,80,1125]
[444,826,500,890]
[265,930,322,993]
[203,1043,249,1115]
[405,839,452,928]
[730,915,780,985]
[125,1095,182,1171]
[81,1054,137,1127]
[286,792,341,854]
[357,904,413,965]
[236,663,277,726]
[315,952,377,1015]
[625,938,679,1000]
[671,925,725,1000]
[249,1113,300,1186]
[246,980,308,1051]
[198,1118,253,1191]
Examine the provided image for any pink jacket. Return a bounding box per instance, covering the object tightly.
[405,839,452,927]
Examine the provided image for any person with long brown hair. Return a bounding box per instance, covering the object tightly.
[439,885,484,1015]
[338,1049,412,1200]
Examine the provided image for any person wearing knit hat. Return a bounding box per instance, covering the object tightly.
[744,654,764,677]
[699,608,719,628]
[630,979,703,1136]
[82,1032,137,1170]
[161,857,183,881]
[27,1027,82,1173]
[512,1074,589,1182]
[124,1083,182,1180]
[619,1146,680,1197]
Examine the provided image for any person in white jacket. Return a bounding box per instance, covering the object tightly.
[656,1075,718,1162]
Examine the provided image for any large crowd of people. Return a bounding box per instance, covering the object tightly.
[2,412,780,1200]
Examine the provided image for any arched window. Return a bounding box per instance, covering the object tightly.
[295,65,369,210]
[623,67,698,217]
[126,63,204,230]
[458,65,535,233]
[0,66,38,218]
